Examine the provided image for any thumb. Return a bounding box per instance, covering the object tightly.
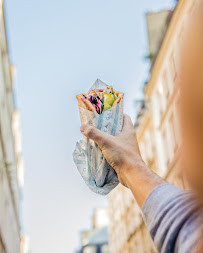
[80,124,111,148]
[122,114,134,132]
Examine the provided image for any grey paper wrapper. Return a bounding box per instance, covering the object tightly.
[73,79,123,195]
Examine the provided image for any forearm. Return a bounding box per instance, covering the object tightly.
[122,161,166,208]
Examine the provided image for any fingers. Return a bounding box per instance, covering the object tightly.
[80,114,134,147]
[122,114,134,132]
[80,125,110,148]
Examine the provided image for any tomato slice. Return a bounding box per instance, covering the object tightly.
[98,89,103,92]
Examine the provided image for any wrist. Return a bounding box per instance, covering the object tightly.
[118,156,165,208]
[120,157,147,185]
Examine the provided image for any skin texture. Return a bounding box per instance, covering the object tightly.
[80,114,165,208]
[178,2,203,252]
[179,1,203,200]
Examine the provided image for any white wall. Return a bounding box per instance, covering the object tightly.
[0,5,20,253]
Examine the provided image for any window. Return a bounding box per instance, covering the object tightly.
[143,130,154,166]
[101,244,110,253]
[177,24,184,48]
[153,90,163,126]
[169,114,178,153]
[170,52,177,82]
[157,80,166,119]
[163,70,170,99]
[162,128,169,165]
[83,246,97,253]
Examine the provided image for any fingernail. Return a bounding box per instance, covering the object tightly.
[80,124,88,132]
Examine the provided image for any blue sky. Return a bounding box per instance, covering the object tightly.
[5,0,175,252]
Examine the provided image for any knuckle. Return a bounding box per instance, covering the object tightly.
[99,137,107,150]
[86,126,95,137]
[100,136,113,150]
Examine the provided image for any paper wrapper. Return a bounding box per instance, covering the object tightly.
[73,79,123,195]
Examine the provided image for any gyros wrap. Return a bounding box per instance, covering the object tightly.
[73,79,124,195]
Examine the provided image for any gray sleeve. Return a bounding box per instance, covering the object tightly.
[142,184,201,253]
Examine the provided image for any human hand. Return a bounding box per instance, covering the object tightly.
[80,114,145,187]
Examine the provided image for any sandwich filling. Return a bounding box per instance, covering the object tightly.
[82,86,117,114]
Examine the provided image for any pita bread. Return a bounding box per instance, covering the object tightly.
[76,95,96,113]
[112,91,124,107]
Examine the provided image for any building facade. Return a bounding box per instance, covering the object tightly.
[13,110,27,253]
[76,208,110,253]
[0,1,23,253]
[20,235,29,253]
[108,0,201,252]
